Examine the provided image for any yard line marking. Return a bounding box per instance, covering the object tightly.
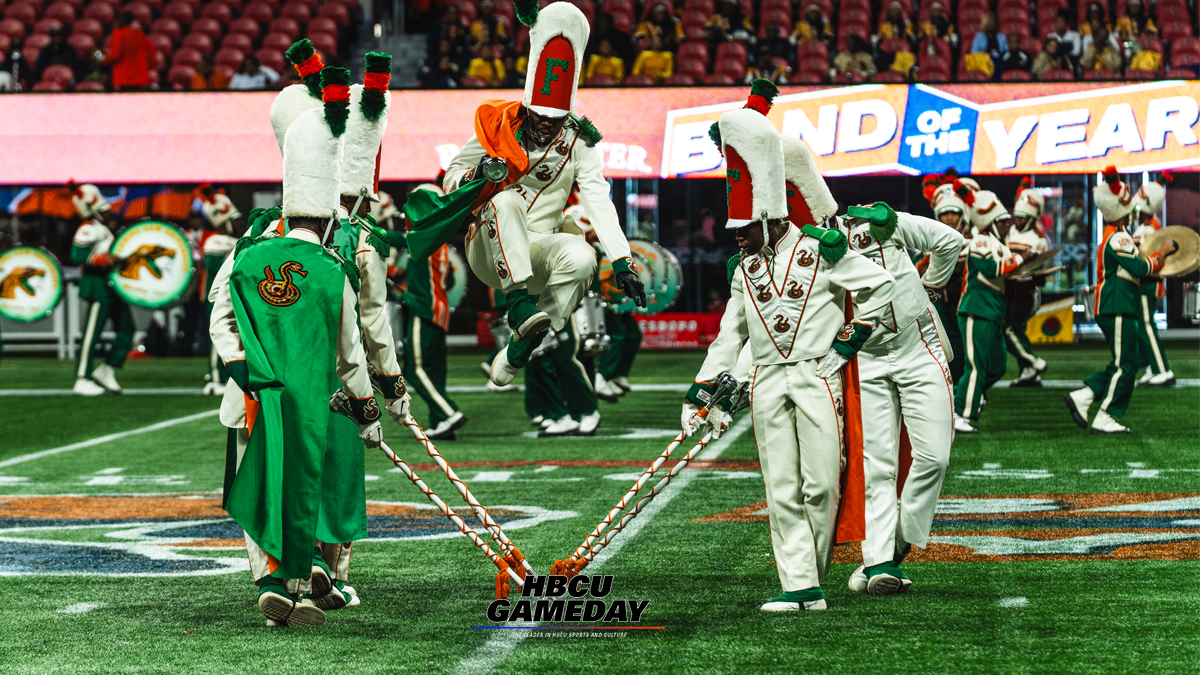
[453,417,753,675]
[58,602,104,614]
[0,388,210,396]
[998,597,1029,608]
[0,410,220,468]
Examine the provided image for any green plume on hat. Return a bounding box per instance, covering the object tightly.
[847,202,898,242]
[321,66,351,137]
[801,224,848,263]
[361,52,392,122]
[749,78,779,103]
[285,39,322,99]
[709,121,722,148]
[515,0,538,26]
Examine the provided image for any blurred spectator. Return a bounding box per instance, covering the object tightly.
[588,13,634,62]
[704,0,754,46]
[631,35,675,82]
[427,5,464,54]
[102,12,157,91]
[1115,0,1156,40]
[636,2,685,51]
[1081,23,1122,73]
[791,4,834,47]
[760,20,792,60]
[834,34,875,79]
[229,55,280,90]
[919,2,957,49]
[1046,10,1082,60]
[2,37,31,91]
[499,50,525,88]
[1078,3,1109,37]
[877,1,916,43]
[418,55,460,88]
[33,27,83,86]
[444,25,472,70]
[585,40,625,83]
[190,54,230,90]
[970,14,1008,60]
[470,0,511,48]
[467,44,505,86]
[745,46,788,84]
[998,32,1032,77]
[1032,36,1072,77]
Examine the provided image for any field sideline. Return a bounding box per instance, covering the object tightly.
[0,344,1197,674]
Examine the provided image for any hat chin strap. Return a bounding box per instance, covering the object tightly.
[349,187,368,224]
[759,211,775,259]
[321,210,337,247]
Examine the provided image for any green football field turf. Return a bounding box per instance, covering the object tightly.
[0,344,1197,674]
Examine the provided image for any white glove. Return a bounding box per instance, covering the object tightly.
[681,402,704,438]
[386,394,411,423]
[359,421,382,448]
[706,406,732,440]
[815,349,850,380]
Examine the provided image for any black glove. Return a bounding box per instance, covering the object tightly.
[615,270,647,308]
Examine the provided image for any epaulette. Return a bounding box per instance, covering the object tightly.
[366,225,390,258]
[570,114,603,147]
[846,202,898,242]
[325,245,361,293]
[801,224,848,263]
[726,253,742,284]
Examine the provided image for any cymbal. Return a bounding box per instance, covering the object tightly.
[1142,226,1200,278]
[1006,248,1060,277]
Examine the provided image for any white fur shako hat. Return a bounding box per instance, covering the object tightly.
[931,182,966,216]
[70,183,110,219]
[1133,171,1171,217]
[969,190,1010,230]
[521,2,589,118]
[780,134,836,225]
[271,85,323,154]
[1012,178,1045,219]
[282,107,342,219]
[1094,165,1135,223]
[200,191,242,229]
[338,85,391,200]
[719,108,787,229]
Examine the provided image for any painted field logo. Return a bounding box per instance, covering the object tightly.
[699,493,1200,562]
[0,496,574,576]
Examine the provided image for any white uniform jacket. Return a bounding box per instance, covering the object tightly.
[340,206,403,382]
[695,224,896,384]
[73,221,114,262]
[844,212,963,350]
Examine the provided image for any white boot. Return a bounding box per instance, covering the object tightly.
[1032,357,1047,373]
[954,413,977,434]
[1139,369,1155,384]
[202,381,224,395]
[73,378,107,396]
[530,415,544,427]
[538,416,580,437]
[578,411,601,436]
[1065,387,1094,429]
[593,373,619,402]
[1148,370,1176,386]
[612,376,632,393]
[1011,366,1042,387]
[486,380,519,392]
[489,349,519,387]
[427,411,467,440]
[91,363,122,393]
[848,565,867,593]
[1090,409,1130,434]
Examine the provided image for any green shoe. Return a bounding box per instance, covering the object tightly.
[505,289,551,342]
[315,580,361,611]
[311,550,332,599]
[893,542,912,567]
[505,330,547,370]
[760,587,826,612]
[865,562,912,596]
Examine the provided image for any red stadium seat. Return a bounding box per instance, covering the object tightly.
[121,2,153,27]
[306,15,336,35]
[317,0,348,24]
[680,9,706,30]
[460,75,486,87]
[307,31,335,55]
[663,73,695,84]
[250,0,277,9]
[839,7,870,26]
[22,32,49,59]
[1124,68,1157,79]
[675,57,706,79]
[1001,68,1033,81]
[33,18,66,35]
[714,41,747,64]
[0,18,27,39]
[60,0,86,9]
[41,62,74,81]
[999,6,1029,24]
[146,31,172,54]
[261,30,291,50]
[794,70,824,84]
[151,47,163,69]
[917,37,950,60]
[189,16,223,39]
[82,2,116,23]
[213,46,242,69]
[161,1,193,23]
[455,1,476,23]
[149,17,180,39]
[181,31,213,53]
[67,31,94,51]
[1169,37,1200,68]
[584,74,616,86]
[241,0,274,22]
[795,39,827,61]
[72,16,104,38]
[916,68,949,82]
[878,37,910,53]
[917,52,950,77]
[873,69,907,82]
[32,79,65,89]
[1082,68,1115,80]
[254,45,282,71]
[74,78,105,89]
[44,2,77,24]
[213,63,233,80]
[677,40,708,64]
[201,2,233,23]
[683,24,703,41]
[702,73,735,84]
[1156,3,1190,22]
[837,21,870,51]
[610,12,633,35]
[170,44,201,66]
[759,9,790,38]
[4,3,37,25]
[797,55,827,76]
[221,31,251,52]
[1040,68,1074,80]
[212,0,241,10]
[267,16,298,39]
[683,0,712,14]
[167,62,194,87]
[1160,21,1195,41]
[228,16,260,39]
[605,0,632,16]
[279,1,309,22]
[712,57,743,79]
[1137,35,1163,54]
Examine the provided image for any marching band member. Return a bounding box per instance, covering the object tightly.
[684,94,895,611]
[1004,178,1049,387]
[1066,167,1176,434]
[953,185,1021,434]
[928,177,970,383]
[1131,172,1174,386]
[198,186,242,395]
[69,183,133,396]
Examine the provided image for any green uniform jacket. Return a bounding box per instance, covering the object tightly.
[1096,229,1152,316]
[957,231,1012,323]
[70,221,114,302]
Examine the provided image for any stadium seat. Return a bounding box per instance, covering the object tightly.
[167,62,194,87]
[201,2,233,23]
[999,6,1029,25]
[228,16,260,39]
[254,45,283,71]
[702,72,735,84]
[213,63,233,80]
[279,1,309,22]
[1124,68,1156,79]
[837,22,870,50]
[267,17,298,39]
[4,3,37,26]
[221,31,251,51]
[680,9,706,31]
[1002,22,1032,41]
[677,40,708,64]
[181,31,213,54]
[23,29,49,50]
[1082,68,1116,80]
[67,31,94,51]
[794,71,824,84]
[585,74,616,86]
[797,55,827,76]
[454,2,476,24]
[676,57,706,79]
[839,7,870,26]
[795,39,827,61]
[149,17,181,40]
[1160,21,1195,41]
[957,67,989,81]
[41,63,74,81]
[213,0,242,10]
[214,46,243,69]
[683,0,712,14]
[1001,68,1033,80]
[252,0,279,10]
[82,2,116,23]
[1156,3,1190,22]
[170,45,201,67]
[611,12,633,36]
[878,37,910,54]
[1040,68,1074,80]
[1137,35,1163,54]
[44,2,77,24]
[683,24,703,41]
[916,68,949,82]
[72,16,104,38]
[32,18,66,35]
[0,19,24,40]
[161,1,193,23]
[241,1,274,22]
[872,69,906,82]
[32,78,65,89]
[74,78,105,89]
[317,0,348,24]
[917,53,950,78]
[1170,37,1200,68]
[605,0,633,16]
[460,75,486,87]
[917,37,950,60]
[121,2,153,27]
[261,30,292,50]
[146,31,172,54]
[663,73,695,85]
[189,16,223,39]
[306,30,334,54]
[306,15,336,36]
[714,41,747,64]
[712,57,743,79]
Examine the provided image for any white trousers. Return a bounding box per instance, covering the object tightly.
[750,360,843,592]
[857,308,954,567]
[467,190,597,331]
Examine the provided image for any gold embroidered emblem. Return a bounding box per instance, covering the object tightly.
[853,233,873,249]
[786,281,803,299]
[748,259,761,273]
[756,286,772,302]
[837,324,855,341]
[257,261,307,307]
[797,251,814,267]
[773,315,790,333]
[535,164,553,182]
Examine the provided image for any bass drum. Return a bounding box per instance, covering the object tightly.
[109,221,197,308]
[601,239,683,315]
[0,247,64,322]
